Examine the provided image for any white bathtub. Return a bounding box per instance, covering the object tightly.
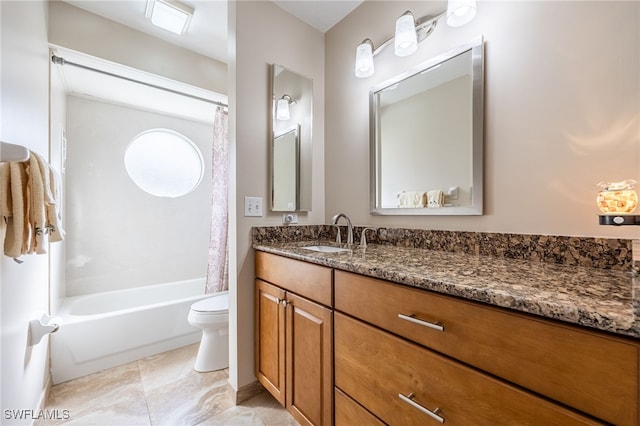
[50,278,209,384]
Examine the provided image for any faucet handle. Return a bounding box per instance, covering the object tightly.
[360,227,377,248]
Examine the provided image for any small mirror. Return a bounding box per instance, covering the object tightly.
[370,37,484,215]
[270,64,313,212]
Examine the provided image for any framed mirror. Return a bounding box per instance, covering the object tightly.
[270,64,313,212]
[370,37,484,215]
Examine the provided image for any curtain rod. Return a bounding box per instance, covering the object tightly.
[51,54,228,108]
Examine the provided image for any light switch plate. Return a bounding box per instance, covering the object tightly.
[244,196,263,217]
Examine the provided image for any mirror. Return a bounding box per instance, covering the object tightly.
[272,125,299,211]
[270,64,313,212]
[370,37,484,215]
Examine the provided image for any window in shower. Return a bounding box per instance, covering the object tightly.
[125,128,204,198]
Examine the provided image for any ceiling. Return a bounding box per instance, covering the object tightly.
[62,0,364,63]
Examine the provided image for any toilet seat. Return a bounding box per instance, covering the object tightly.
[191,293,228,314]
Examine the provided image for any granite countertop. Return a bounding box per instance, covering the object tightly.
[254,241,640,339]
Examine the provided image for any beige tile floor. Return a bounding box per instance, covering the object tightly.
[41,344,299,426]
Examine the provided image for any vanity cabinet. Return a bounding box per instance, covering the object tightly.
[255,251,333,426]
[334,270,640,426]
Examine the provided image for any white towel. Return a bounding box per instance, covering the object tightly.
[427,190,444,208]
[398,191,426,208]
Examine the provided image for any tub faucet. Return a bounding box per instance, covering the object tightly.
[331,213,353,245]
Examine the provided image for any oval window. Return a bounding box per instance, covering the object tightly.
[125,129,204,198]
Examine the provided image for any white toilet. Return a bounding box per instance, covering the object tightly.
[187,291,229,372]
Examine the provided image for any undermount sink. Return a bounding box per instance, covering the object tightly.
[301,245,350,253]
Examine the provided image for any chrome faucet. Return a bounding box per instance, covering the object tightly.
[330,213,353,245]
[360,227,377,248]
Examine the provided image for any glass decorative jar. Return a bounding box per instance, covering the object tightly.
[596,180,638,214]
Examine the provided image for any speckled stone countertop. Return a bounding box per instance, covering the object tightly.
[253,241,640,339]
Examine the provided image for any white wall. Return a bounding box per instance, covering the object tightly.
[326,1,640,241]
[1,1,53,422]
[48,1,227,95]
[64,96,213,296]
[229,0,325,390]
[379,76,472,207]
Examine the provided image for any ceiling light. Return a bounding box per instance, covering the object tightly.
[145,0,194,35]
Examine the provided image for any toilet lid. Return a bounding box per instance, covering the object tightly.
[191,293,229,313]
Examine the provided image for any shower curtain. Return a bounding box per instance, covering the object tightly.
[205,106,229,294]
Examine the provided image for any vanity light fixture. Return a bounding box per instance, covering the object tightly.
[394,12,418,57]
[276,95,296,121]
[447,0,477,27]
[145,0,194,35]
[355,39,375,78]
[355,0,477,78]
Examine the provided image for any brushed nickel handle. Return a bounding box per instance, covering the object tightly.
[398,313,444,332]
[281,300,288,307]
[399,392,445,423]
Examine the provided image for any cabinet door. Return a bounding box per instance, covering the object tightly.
[286,292,333,426]
[255,279,286,405]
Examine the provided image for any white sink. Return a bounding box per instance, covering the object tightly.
[301,245,350,253]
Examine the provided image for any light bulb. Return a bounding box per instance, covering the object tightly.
[447,0,477,27]
[276,99,290,120]
[394,12,418,57]
[355,40,375,78]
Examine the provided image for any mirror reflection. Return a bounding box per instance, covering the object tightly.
[270,64,313,212]
[370,37,484,215]
[272,126,299,211]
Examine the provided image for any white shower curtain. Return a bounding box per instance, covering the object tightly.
[205,106,229,294]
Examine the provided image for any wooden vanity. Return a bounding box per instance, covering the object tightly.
[255,251,333,426]
[254,246,640,426]
[335,271,638,425]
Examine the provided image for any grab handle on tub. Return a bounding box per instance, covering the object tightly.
[28,313,60,346]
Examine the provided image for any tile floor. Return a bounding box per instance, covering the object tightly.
[40,344,299,426]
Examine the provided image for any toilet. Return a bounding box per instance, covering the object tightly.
[187,291,229,372]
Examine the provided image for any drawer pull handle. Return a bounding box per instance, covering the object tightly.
[399,392,445,423]
[398,313,444,332]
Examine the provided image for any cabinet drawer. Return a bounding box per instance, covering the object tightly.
[335,388,384,426]
[256,251,332,306]
[335,313,603,426]
[335,271,639,426]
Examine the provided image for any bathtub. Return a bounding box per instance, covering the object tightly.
[50,278,209,384]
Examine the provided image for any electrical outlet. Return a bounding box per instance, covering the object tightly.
[283,213,298,224]
[633,240,640,262]
[244,196,263,217]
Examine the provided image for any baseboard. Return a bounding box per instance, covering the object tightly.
[227,380,265,404]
